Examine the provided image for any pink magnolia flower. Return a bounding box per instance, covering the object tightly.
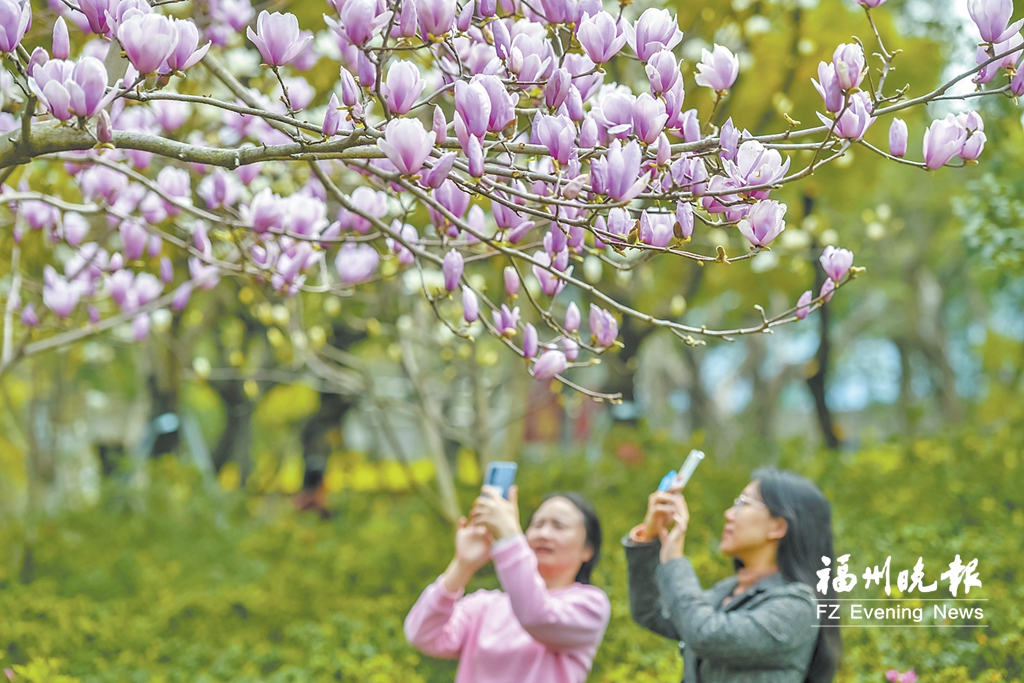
[156,167,192,216]
[432,105,447,145]
[244,187,284,234]
[152,99,189,131]
[725,140,791,194]
[813,60,844,113]
[0,0,31,54]
[382,60,424,115]
[968,0,1024,43]
[29,57,116,121]
[423,181,466,236]
[385,220,419,264]
[533,114,575,165]
[77,0,118,36]
[504,266,520,297]
[533,349,567,379]
[562,338,579,361]
[532,250,568,297]
[832,43,865,90]
[196,168,240,209]
[454,80,491,143]
[589,304,617,348]
[335,243,380,284]
[63,212,90,245]
[475,74,518,132]
[416,0,457,38]
[1012,60,1024,95]
[632,92,668,145]
[419,152,456,189]
[171,282,192,310]
[118,13,179,75]
[20,303,39,327]
[322,93,342,136]
[461,286,479,322]
[795,290,812,320]
[443,248,463,291]
[624,8,683,63]
[957,111,986,161]
[639,210,675,247]
[889,118,908,157]
[818,91,875,140]
[820,245,854,282]
[577,11,627,64]
[491,304,520,336]
[378,118,433,176]
[923,114,967,170]
[159,257,174,283]
[820,277,835,303]
[246,11,312,67]
[886,669,918,683]
[52,15,70,59]
[545,68,571,108]
[564,301,581,333]
[646,50,681,95]
[694,44,739,91]
[132,312,150,341]
[120,219,149,260]
[43,267,83,318]
[338,0,392,46]
[590,140,649,202]
[738,199,787,247]
[164,19,212,73]
[522,322,538,357]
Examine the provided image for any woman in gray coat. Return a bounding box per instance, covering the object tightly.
[623,467,842,683]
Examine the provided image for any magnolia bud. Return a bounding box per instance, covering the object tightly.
[96,110,113,144]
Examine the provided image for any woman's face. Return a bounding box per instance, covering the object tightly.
[720,481,786,556]
[526,497,593,581]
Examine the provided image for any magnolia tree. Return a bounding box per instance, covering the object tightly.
[0,0,1021,401]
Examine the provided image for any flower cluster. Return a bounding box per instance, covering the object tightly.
[0,0,1019,395]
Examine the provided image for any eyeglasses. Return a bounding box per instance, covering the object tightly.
[732,494,767,510]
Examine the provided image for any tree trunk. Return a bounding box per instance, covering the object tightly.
[209,379,255,477]
[146,339,181,457]
[399,326,460,523]
[681,347,715,435]
[300,391,353,490]
[804,195,841,449]
[806,303,840,450]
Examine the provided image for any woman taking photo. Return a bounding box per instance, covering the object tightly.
[624,466,842,683]
[405,486,610,683]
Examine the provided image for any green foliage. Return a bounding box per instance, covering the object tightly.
[1,412,1021,683]
[954,173,1024,273]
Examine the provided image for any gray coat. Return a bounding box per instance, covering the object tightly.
[624,536,818,683]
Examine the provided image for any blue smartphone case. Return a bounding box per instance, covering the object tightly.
[484,462,518,499]
[657,470,678,492]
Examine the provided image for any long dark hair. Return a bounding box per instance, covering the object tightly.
[747,467,842,683]
[537,492,602,585]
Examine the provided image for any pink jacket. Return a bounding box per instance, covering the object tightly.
[404,534,611,683]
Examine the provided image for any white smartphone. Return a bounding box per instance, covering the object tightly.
[671,449,705,490]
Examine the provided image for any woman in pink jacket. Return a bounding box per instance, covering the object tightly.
[404,486,611,683]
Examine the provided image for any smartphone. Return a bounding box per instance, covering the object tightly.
[657,449,705,492]
[483,461,518,499]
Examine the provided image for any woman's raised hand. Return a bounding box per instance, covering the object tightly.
[455,516,493,572]
[470,485,522,540]
[644,490,685,539]
[442,516,494,592]
[659,495,690,564]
